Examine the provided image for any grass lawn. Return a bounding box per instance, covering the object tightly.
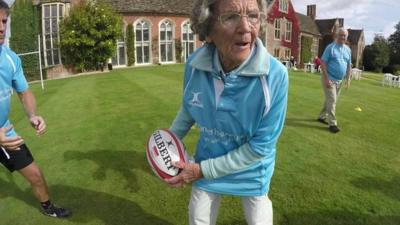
[1,64,399,225]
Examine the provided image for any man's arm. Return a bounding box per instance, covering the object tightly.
[320,60,332,88]
[17,90,46,135]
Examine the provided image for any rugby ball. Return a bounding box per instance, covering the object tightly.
[146,129,187,179]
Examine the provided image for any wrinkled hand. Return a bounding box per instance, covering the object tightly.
[165,161,203,188]
[29,115,46,136]
[0,126,24,150]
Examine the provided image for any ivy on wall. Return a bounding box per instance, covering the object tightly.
[126,24,135,66]
[300,36,312,64]
[10,0,42,81]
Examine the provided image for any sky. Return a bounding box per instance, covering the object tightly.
[291,0,400,45]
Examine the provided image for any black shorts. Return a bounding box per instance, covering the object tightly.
[0,144,34,172]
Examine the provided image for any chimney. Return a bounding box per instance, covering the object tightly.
[338,18,344,27]
[307,5,316,20]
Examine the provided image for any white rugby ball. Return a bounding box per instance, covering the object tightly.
[146,129,187,179]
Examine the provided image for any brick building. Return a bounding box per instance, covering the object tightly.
[266,0,300,62]
[34,0,200,78]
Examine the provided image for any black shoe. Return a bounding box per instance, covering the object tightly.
[329,125,340,133]
[42,204,72,218]
[317,118,328,125]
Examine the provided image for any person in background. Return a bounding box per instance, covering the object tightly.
[313,56,321,72]
[317,27,352,133]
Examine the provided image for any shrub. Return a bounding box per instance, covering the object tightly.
[59,1,122,72]
[383,64,400,75]
[300,36,312,64]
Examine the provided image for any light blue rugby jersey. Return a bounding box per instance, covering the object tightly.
[171,38,288,196]
[0,45,29,137]
[321,42,352,81]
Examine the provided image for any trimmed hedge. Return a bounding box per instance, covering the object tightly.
[126,24,135,66]
[10,0,42,81]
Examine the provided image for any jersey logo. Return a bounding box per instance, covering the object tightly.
[0,88,12,102]
[189,91,204,108]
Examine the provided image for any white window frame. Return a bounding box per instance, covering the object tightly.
[112,26,127,67]
[181,20,196,62]
[134,19,152,65]
[284,48,291,59]
[285,21,292,42]
[159,19,175,64]
[274,19,281,40]
[279,0,289,13]
[274,48,280,58]
[42,3,67,67]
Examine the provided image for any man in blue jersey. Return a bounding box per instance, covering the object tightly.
[0,1,71,218]
[164,0,288,224]
[318,27,352,133]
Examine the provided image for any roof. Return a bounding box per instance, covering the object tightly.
[347,29,363,44]
[100,0,194,15]
[295,13,321,36]
[315,19,337,35]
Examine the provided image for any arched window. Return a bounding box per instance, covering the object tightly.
[135,19,151,64]
[159,20,175,63]
[181,21,195,62]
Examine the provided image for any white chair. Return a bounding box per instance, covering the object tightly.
[382,73,396,87]
[393,75,400,88]
[351,68,362,80]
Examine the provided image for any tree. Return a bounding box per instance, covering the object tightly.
[388,21,400,65]
[363,35,390,72]
[126,24,135,66]
[60,1,122,72]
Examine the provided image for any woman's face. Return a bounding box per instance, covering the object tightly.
[208,0,260,71]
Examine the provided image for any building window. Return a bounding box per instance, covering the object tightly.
[284,48,291,60]
[135,19,151,64]
[279,0,288,13]
[285,21,292,42]
[274,19,281,40]
[312,38,319,58]
[159,20,175,63]
[274,48,280,58]
[181,21,195,62]
[112,28,126,67]
[42,3,66,67]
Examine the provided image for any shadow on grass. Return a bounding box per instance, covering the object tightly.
[64,150,152,192]
[285,117,327,131]
[351,175,400,201]
[0,178,172,225]
[279,210,400,225]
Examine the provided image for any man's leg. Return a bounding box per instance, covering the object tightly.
[18,162,49,202]
[189,186,221,225]
[318,77,329,122]
[242,195,273,225]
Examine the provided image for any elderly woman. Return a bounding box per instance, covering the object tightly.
[166,0,288,224]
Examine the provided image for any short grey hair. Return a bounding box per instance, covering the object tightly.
[336,27,348,37]
[191,0,267,41]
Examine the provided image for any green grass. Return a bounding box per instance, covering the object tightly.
[0,65,399,225]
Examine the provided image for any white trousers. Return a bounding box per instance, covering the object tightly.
[189,186,273,225]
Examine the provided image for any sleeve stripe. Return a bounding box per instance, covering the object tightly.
[5,53,16,74]
[260,76,270,117]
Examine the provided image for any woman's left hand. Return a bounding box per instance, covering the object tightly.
[165,161,203,188]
